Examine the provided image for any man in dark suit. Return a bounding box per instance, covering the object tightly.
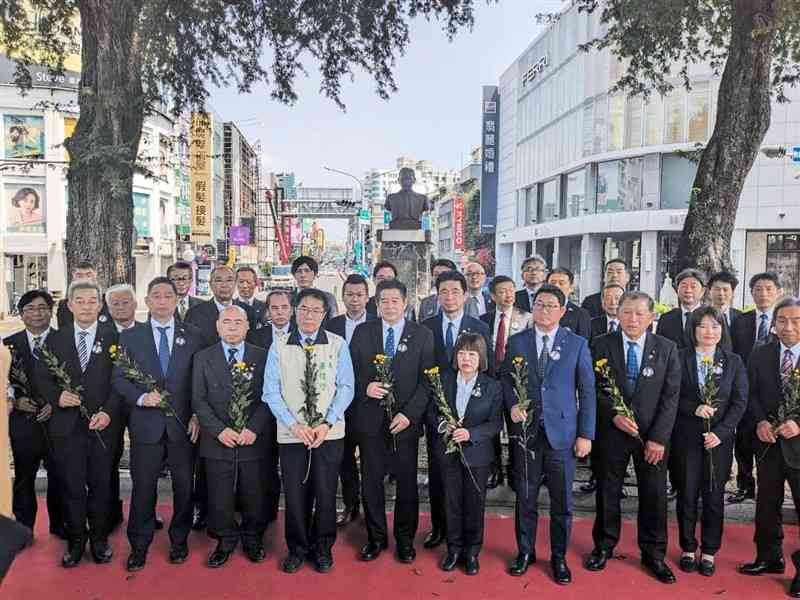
[708,271,742,333]
[585,291,681,584]
[290,255,338,323]
[192,305,270,567]
[350,279,435,564]
[235,265,267,329]
[515,254,549,313]
[55,260,112,329]
[167,261,203,321]
[589,284,625,341]
[504,284,596,585]
[3,290,63,538]
[464,261,495,318]
[366,261,416,320]
[656,268,706,351]
[582,258,630,319]
[547,267,591,339]
[112,276,204,571]
[739,297,800,597]
[422,270,493,550]
[327,274,376,527]
[417,258,457,322]
[36,281,119,568]
[729,271,783,504]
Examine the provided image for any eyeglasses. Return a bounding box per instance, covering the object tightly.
[465,272,484,277]
[533,301,561,312]
[297,306,325,316]
[22,305,50,314]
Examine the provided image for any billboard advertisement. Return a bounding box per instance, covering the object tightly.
[190,112,212,238]
[479,85,499,232]
[453,195,465,251]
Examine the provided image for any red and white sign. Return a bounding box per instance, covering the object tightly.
[453,195,465,251]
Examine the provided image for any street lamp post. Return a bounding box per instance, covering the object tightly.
[323,166,365,270]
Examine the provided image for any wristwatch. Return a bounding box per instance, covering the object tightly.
[324,420,335,429]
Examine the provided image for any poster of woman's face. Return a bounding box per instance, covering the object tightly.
[6,183,46,233]
[4,115,45,159]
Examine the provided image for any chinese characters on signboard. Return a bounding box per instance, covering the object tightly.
[453,195,465,252]
[480,86,499,232]
[190,112,212,239]
[133,192,150,238]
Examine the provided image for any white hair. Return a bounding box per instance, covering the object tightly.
[105,283,136,304]
[218,304,249,321]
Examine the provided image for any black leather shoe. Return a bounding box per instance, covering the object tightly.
[727,488,755,504]
[666,486,678,501]
[207,546,232,568]
[464,555,480,576]
[552,557,572,585]
[423,530,445,549]
[336,506,359,528]
[487,468,502,490]
[509,553,536,576]
[739,558,785,575]
[191,508,207,531]
[314,553,333,573]
[579,477,597,493]
[169,544,189,564]
[126,551,147,572]
[642,555,676,584]
[154,516,164,531]
[679,555,697,573]
[360,541,388,561]
[397,545,416,563]
[244,545,266,563]
[791,551,800,597]
[90,541,113,564]
[698,559,715,577]
[282,554,304,573]
[61,541,85,568]
[440,551,461,572]
[585,548,612,572]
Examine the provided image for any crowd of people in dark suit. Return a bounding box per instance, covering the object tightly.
[4,252,800,596]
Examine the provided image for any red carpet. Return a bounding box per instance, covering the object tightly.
[0,502,791,599]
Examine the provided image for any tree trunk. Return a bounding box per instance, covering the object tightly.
[64,0,145,287]
[672,0,777,277]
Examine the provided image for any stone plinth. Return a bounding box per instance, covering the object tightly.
[379,231,432,308]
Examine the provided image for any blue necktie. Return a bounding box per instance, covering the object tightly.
[445,322,455,363]
[538,334,550,379]
[384,327,395,358]
[625,341,639,395]
[227,347,238,367]
[757,314,769,344]
[157,326,170,376]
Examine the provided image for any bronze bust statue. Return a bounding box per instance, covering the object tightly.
[385,167,430,230]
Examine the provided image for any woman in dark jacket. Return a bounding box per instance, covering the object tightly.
[426,332,503,576]
[671,306,748,577]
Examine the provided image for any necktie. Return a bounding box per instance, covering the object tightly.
[304,337,313,347]
[384,326,395,358]
[446,322,455,363]
[538,334,549,379]
[782,349,795,381]
[466,295,480,317]
[757,314,769,344]
[608,320,617,334]
[179,298,188,320]
[32,335,42,358]
[77,331,89,372]
[683,311,691,328]
[495,313,507,368]
[157,326,171,376]
[227,347,238,367]
[275,328,286,340]
[625,341,639,395]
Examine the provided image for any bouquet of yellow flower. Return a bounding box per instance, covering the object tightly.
[698,355,723,491]
[299,343,324,483]
[509,356,537,496]
[760,367,800,463]
[229,360,256,491]
[424,367,480,492]
[594,358,642,444]
[373,353,397,451]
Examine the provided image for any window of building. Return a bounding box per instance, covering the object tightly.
[593,95,608,155]
[644,96,663,146]
[624,96,643,148]
[526,186,538,223]
[767,234,800,297]
[565,167,588,218]
[607,94,624,151]
[688,82,710,142]
[664,89,686,144]
[582,100,594,157]
[597,158,643,213]
[661,154,698,209]
[538,179,559,221]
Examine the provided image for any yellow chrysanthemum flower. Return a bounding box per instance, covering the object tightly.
[234,361,247,370]
[512,356,524,366]
[595,358,608,368]
[701,355,713,366]
[374,354,386,364]
[108,344,118,355]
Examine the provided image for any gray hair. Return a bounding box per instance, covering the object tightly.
[68,280,102,303]
[774,296,800,320]
[619,290,655,312]
[105,283,136,305]
[218,304,249,321]
[674,268,706,289]
[521,254,548,270]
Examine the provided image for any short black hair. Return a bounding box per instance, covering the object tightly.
[167,261,193,277]
[453,331,489,373]
[266,289,293,306]
[675,268,706,289]
[147,276,177,295]
[372,261,397,278]
[533,284,566,307]
[292,255,319,275]
[602,283,626,295]
[17,289,54,312]
[687,305,731,350]
[430,258,457,275]
[295,287,327,308]
[376,278,407,301]
[775,296,800,320]
[547,267,575,286]
[74,260,96,272]
[343,274,369,296]
[708,271,739,291]
[604,258,628,271]
[236,266,258,279]
[490,275,515,294]
[749,272,781,290]
[435,270,467,293]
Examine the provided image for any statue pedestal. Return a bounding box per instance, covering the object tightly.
[379,230,431,309]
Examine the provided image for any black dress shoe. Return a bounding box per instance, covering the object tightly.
[679,555,697,573]
[698,559,715,577]
[360,541,388,561]
[154,516,164,531]
[487,469,502,490]
[727,488,755,504]
[440,551,461,572]
[509,553,536,576]
[642,555,676,584]
[90,541,113,564]
[585,548,612,571]
[126,551,147,572]
[244,545,266,563]
[579,477,597,493]
[314,553,333,573]
[739,558,785,575]
[282,554,305,573]
[208,547,232,568]
[552,557,572,585]
[336,506,359,528]
[791,552,800,598]
[397,545,416,563]
[169,544,189,564]
[666,486,678,501]
[61,541,85,568]
[423,530,445,549]
[464,555,480,576]
[191,509,207,531]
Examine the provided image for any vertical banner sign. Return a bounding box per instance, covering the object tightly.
[480,85,499,233]
[453,195,465,251]
[190,112,212,239]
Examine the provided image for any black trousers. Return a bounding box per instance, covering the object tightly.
[753,443,800,562]
[50,428,114,544]
[9,420,62,531]
[514,427,576,558]
[110,405,129,521]
[671,435,734,555]
[264,438,281,521]
[339,431,361,510]
[440,453,489,557]
[192,453,208,516]
[206,456,267,551]
[360,431,419,546]
[592,427,669,560]
[128,435,194,553]
[490,404,516,477]
[280,440,343,559]
[734,424,757,492]
[425,424,446,536]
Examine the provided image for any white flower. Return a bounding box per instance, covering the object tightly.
[712,365,724,376]
[549,347,561,361]
[471,385,482,398]
[92,342,103,354]
[511,322,519,330]
[175,336,186,346]
[98,315,108,323]
[642,366,655,378]
[397,343,408,353]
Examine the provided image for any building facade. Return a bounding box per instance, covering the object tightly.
[493,3,800,307]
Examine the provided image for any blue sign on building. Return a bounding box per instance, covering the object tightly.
[792,146,800,163]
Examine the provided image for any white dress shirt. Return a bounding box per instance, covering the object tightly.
[214,298,232,312]
[442,311,465,345]
[74,321,99,354]
[26,327,50,352]
[492,307,514,347]
[382,318,406,350]
[534,325,559,357]
[621,331,648,371]
[150,317,176,354]
[115,320,137,333]
[456,372,478,420]
[345,312,368,344]
[272,323,291,340]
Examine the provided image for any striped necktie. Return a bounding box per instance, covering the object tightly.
[77,331,89,371]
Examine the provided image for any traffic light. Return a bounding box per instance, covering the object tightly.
[364,227,372,244]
